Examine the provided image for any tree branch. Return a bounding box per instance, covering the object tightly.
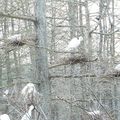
[49,74,96,79]
[0,12,36,22]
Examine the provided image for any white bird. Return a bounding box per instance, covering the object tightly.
[4,90,9,95]
[8,34,21,41]
[65,36,83,51]
[21,105,34,120]
[3,89,9,98]
[87,110,100,116]
[114,64,120,71]
[0,114,10,120]
[21,83,38,103]
[21,83,37,96]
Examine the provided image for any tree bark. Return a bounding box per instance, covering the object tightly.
[35,0,51,120]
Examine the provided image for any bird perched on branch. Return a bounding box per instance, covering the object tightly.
[21,83,37,101]
[21,83,42,105]
[87,110,100,116]
[114,64,120,72]
[87,110,103,120]
[8,34,25,46]
[3,89,9,99]
[8,34,21,40]
[65,36,83,51]
[0,114,10,120]
[21,105,34,120]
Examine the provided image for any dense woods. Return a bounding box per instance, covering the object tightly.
[0,0,120,120]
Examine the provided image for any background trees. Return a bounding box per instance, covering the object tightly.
[0,0,120,120]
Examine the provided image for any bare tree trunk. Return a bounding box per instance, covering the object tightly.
[3,0,12,86]
[79,0,83,36]
[85,0,92,58]
[35,0,51,120]
[50,0,56,64]
[68,1,79,120]
[111,0,118,119]
[0,57,2,86]
[98,0,103,61]
[110,0,115,64]
[68,0,78,38]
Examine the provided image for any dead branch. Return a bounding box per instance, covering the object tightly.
[102,71,120,78]
[49,57,98,69]
[0,12,36,22]
[49,74,96,79]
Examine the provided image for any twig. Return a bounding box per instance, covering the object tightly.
[35,106,48,120]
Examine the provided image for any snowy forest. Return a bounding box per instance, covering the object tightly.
[0,0,120,120]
